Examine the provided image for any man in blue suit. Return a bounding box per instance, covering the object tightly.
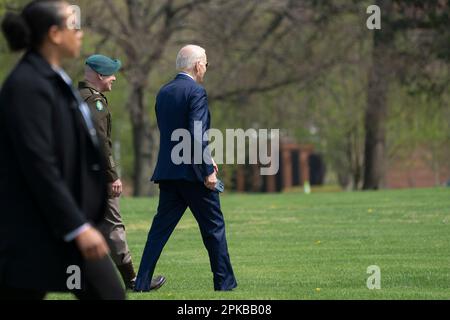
[134,45,237,292]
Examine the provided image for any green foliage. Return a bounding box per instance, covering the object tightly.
[0,0,449,188]
[387,83,450,174]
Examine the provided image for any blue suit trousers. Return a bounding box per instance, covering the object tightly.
[135,180,237,291]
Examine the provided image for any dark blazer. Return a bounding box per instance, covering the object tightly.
[151,73,215,183]
[0,51,108,291]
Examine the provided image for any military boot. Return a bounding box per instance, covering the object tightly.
[117,262,137,290]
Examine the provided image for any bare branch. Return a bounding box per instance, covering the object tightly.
[102,0,132,36]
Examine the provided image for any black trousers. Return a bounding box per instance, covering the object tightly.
[0,256,125,300]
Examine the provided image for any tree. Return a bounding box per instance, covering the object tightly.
[79,0,350,196]
[77,0,216,196]
[363,0,450,189]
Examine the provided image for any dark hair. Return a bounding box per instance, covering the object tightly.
[1,0,66,51]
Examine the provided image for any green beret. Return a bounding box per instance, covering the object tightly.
[86,54,122,76]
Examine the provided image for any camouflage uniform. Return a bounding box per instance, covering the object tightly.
[78,53,166,291]
[78,81,135,288]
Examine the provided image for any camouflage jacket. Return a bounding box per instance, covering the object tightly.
[78,81,118,183]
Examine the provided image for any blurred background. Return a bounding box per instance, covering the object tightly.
[1,0,449,197]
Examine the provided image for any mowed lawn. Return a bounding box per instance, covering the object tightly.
[48,188,450,300]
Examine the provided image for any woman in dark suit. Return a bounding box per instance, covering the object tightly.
[0,0,124,300]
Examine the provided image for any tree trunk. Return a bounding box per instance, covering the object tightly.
[363,0,394,190]
[128,84,160,197]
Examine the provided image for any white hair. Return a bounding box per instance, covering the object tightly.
[176,45,206,71]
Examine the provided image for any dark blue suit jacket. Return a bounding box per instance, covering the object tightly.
[151,73,215,183]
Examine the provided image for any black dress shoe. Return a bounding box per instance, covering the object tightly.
[150,275,166,291]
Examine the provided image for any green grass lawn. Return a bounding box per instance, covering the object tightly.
[47,188,450,300]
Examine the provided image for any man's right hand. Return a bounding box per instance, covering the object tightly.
[111,179,123,198]
[204,172,218,191]
[75,226,110,260]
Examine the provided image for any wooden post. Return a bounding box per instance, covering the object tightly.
[282,147,293,190]
[236,166,246,192]
[265,174,277,193]
[300,145,313,186]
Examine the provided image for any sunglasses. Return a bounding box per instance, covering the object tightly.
[198,61,209,69]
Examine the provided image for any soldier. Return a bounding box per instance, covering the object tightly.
[78,55,166,291]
